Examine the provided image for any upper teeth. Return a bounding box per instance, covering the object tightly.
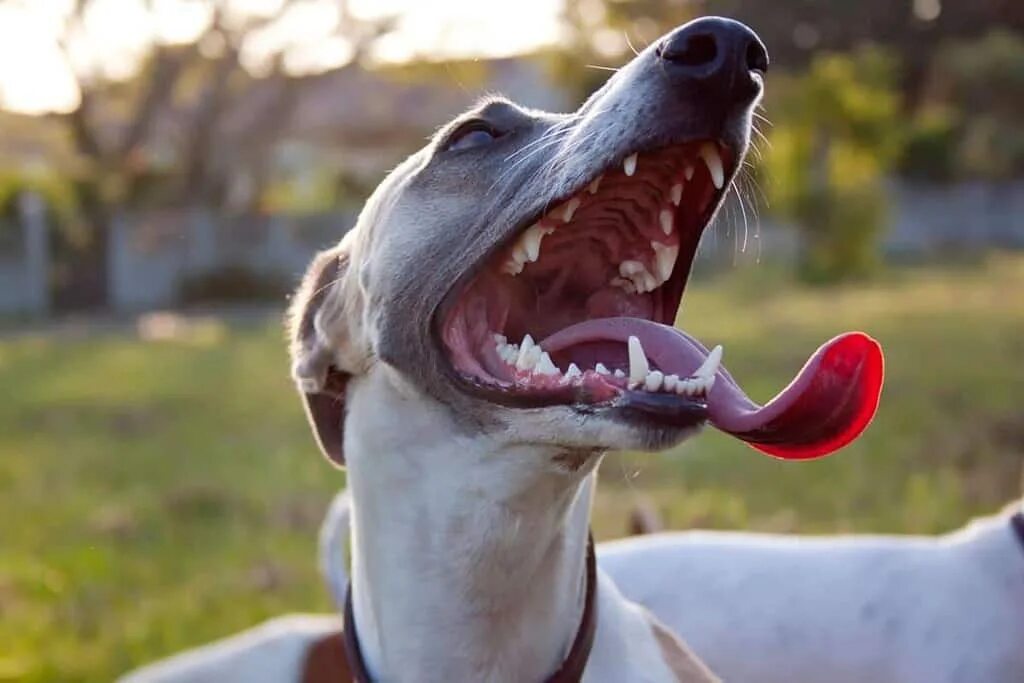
[623,153,637,176]
[699,143,725,190]
[651,241,679,281]
[501,145,724,279]
[670,183,683,206]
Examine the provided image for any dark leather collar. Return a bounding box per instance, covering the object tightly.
[1011,510,1024,556]
[343,532,598,682]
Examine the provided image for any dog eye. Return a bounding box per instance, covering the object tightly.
[445,122,501,152]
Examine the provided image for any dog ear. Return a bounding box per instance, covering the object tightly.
[288,242,361,467]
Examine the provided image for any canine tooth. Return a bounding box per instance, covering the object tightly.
[588,175,602,194]
[535,351,559,376]
[651,241,679,282]
[619,260,645,277]
[670,184,683,206]
[659,209,674,236]
[515,335,536,370]
[684,164,694,181]
[613,369,626,378]
[521,223,549,263]
[623,153,637,177]
[663,374,679,391]
[644,370,664,392]
[699,143,725,190]
[565,363,582,379]
[627,336,650,387]
[693,344,723,380]
[595,363,610,375]
[562,197,581,222]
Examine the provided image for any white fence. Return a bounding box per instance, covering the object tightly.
[1,181,1023,316]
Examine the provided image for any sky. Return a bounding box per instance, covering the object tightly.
[0,0,566,115]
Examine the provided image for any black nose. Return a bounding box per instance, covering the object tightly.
[657,17,768,103]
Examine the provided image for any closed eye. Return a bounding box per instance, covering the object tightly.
[445,121,502,152]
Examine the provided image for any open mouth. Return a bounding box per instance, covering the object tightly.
[441,141,884,460]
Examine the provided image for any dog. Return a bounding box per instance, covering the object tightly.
[119,15,886,682]
[598,498,1024,683]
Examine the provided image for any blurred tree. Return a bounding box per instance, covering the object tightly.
[556,0,1024,107]
[765,49,903,283]
[0,0,393,309]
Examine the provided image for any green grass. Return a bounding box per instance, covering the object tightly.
[2,256,1023,682]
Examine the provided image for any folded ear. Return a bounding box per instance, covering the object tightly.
[288,243,360,467]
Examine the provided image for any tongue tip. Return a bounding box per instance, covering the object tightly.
[741,331,885,461]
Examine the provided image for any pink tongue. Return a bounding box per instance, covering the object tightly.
[540,318,884,460]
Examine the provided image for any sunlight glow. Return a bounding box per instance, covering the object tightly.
[0,0,565,115]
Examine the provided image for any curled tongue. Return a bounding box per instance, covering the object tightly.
[703,331,884,460]
[540,319,884,460]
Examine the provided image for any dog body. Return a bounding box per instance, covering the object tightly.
[601,503,1024,683]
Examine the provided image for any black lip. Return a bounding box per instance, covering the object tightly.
[614,390,708,428]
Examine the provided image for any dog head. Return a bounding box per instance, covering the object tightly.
[290,17,883,467]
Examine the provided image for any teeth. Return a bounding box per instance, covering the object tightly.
[659,209,674,236]
[613,369,626,379]
[676,378,699,396]
[516,335,540,371]
[535,351,560,376]
[562,197,581,223]
[521,222,552,263]
[684,164,694,181]
[693,344,723,380]
[493,333,507,345]
[670,184,683,206]
[498,344,519,364]
[565,363,582,379]
[610,277,637,294]
[623,153,637,177]
[699,143,725,190]
[595,363,610,375]
[644,370,664,392]
[587,176,602,194]
[627,336,649,387]
[651,241,679,282]
[619,260,645,277]
[663,374,678,391]
[639,271,658,293]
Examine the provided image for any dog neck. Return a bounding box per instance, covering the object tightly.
[343,367,599,682]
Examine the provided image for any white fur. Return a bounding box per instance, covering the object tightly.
[118,366,707,683]
[341,366,685,682]
[118,615,340,683]
[600,504,1024,683]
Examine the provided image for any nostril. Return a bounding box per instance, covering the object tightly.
[746,40,768,74]
[662,33,718,68]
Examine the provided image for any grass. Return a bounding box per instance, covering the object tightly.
[2,255,1023,682]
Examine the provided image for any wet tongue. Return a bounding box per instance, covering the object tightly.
[540,318,884,460]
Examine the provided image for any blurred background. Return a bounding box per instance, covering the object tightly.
[1,1,1022,680]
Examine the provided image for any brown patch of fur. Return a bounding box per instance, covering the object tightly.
[301,631,352,683]
[648,614,720,682]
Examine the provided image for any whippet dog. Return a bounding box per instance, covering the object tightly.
[599,498,1024,683]
[120,16,884,682]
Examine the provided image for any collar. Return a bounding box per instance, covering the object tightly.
[1011,510,1024,556]
[343,531,598,683]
